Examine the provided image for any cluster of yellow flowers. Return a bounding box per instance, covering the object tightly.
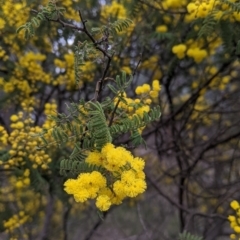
[111,80,161,133]
[1,110,51,170]
[1,0,30,52]
[3,211,29,233]
[54,53,96,89]
[111,80,160,133]
[64,143,146,211]
[1,52,51,105]
[16,52,51,84]
[101,1,127,21]
[0,46,8,61]
[186,0,240,22]
[0,17,6,29]
[186,0,216,19]
[228,200,240,239]
[15,169,31,189]
[43,102,58,129]
[172,42,208,63]
[135,80,161,100]
[2,1,29,28]
[0,125,8,149]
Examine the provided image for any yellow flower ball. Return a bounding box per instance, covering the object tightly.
[135,86,144,95]
[172,44,187,59]
[10,115,19,122]
[96,195,111,211]
[156,25,168,33]
[230,234,236,239]
[149,90,159,98]
[231,200,240,210]
[234,225,240,233]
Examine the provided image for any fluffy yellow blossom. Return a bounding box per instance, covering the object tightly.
[96,195,112,211]
[156,25,168,33]
[0,18,6,29]
[102,145,129,171]
[101,143,115,157]
[229,200,240,238]
[144,98,152,105]
[130,157,145,172]
[135,105,150,117]
[126,180,146,197]
[231,200,240,210]
[149,90,159,98]
[234,226,240,233]
[101,1,127,20]
[86,151,104,166]
[152,80,161,92]
[229,215,236,222]
[10,115,19,122]
[135,86,144,95]
[64,143,147,211]
[187,2,197,14]
[172,44,187,59]
[230,234,236,239]
[3,211,29,232]
[0,126,8,147]
[64,171,107,203]
[187,47,207,63]
[142,84,151,93]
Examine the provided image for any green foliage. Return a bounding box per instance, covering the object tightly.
[198,12,217,39]
[0,150,10,162]
[60,159,105,176]
[219,20,234,53]
[34,71,160,176]
[109,106,161,135]
[153,32,174,41]
[3,0,240,238]
[74,41,98,85]
[87,101,113,150]
[91,18,133,36]
[220,0,240,12]
[16,0,66,39]
[179,231,203,240]
[108,71,132,96]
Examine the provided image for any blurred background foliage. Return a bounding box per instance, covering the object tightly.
[1,0,240,239]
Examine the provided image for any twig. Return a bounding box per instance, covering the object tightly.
[132,55,142,77]
[108,98,121,127]
[78,9,112,100]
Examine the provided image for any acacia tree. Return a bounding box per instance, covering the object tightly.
[1,0,240,240]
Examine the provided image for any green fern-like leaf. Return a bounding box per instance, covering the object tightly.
[110,106,161,137]
[154,32,173,41]
[198,11,218,38]
[87,101,112,150]
[0,150,10,162]
[130,129,146,147]
[92,19,133,36]
[16,1,66,39]
[60,159,105,176]
[219,20,233,53]
[109,18,133,34]
[73,41,97,86]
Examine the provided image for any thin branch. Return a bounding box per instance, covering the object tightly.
[147,174,228,221]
